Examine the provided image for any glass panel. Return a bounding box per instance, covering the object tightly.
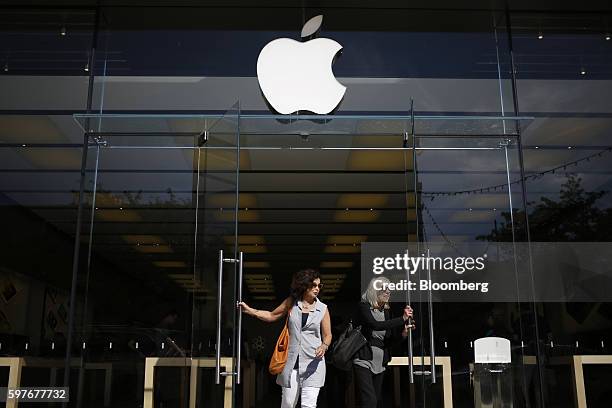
[192,103,241,408]
[410,135,536,407]
[0,8,94,111]
[0,140,84,394]
[74,113,532,140]
[511,11,612,407]
[74,103,240,408]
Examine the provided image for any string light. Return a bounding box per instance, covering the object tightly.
[422,147,612,198]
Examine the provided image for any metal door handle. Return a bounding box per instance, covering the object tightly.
[215,249,224,385]
[427,249,436,383]
[404,249,414,384]
[236,252,244,384]
[408,319,414,384]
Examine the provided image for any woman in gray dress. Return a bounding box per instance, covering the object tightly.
[239,268,332,408]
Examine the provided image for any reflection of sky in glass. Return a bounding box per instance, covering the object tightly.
[87,30,505,78]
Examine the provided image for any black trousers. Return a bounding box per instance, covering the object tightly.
[353,364,385,408]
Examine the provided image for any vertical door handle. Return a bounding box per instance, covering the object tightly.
[427,249,436,383]
[215,250,224,385]
[408,315,414,383]
[405,250,414,384]
[236,252,244,384]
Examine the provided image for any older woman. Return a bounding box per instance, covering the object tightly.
[353,277,414,408]
[239,268,331,408]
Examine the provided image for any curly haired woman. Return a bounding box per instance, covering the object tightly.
[239,268,332,408]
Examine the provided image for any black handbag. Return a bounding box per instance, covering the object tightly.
[329,321,368,370]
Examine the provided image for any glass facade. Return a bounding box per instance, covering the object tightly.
[1,3,611,408]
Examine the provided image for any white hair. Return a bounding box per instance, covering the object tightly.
[362,276,391,309]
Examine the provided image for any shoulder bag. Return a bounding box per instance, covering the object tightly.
[269,305,293,375]
[329,321,368,371]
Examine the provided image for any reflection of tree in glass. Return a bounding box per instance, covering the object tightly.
[480,175,611,242]
[74,186,190,208]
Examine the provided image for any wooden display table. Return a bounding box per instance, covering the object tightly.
[388,356,453,408]
[144,357,255,408]
[571,355,612,408]
[0,357,112,408]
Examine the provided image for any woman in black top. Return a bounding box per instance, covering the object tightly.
[353,277,414,407]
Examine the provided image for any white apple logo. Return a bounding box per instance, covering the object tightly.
[257,15,346,115]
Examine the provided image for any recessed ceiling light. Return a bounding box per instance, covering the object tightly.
[606,34,611,41]
[537,32,543,40]
[580,69,586,75]
[60,26,66,36]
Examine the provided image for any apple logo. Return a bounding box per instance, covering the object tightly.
[257,15,346,115]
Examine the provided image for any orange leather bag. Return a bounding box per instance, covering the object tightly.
[269,307,292,375]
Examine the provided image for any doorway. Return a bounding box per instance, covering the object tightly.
[74,109,538,408]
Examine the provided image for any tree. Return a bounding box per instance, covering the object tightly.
[479,175,611,242]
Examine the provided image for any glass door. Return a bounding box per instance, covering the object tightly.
[401,131,539,408]
[75,105,241,408]
[191,103,244,408]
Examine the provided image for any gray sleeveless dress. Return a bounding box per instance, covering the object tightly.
[276,298,327,388]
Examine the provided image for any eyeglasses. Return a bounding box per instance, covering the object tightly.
[311,283,323,289]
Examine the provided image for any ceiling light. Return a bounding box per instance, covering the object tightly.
[3,63,7,72]
[537,32,543,40]
[580,69,586,75]
[153,261,187,268]
[320,261,354,268]
[606,34,611,41]
[535,146,539,149]
[84,62,89,72]
[60,26,66,36]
